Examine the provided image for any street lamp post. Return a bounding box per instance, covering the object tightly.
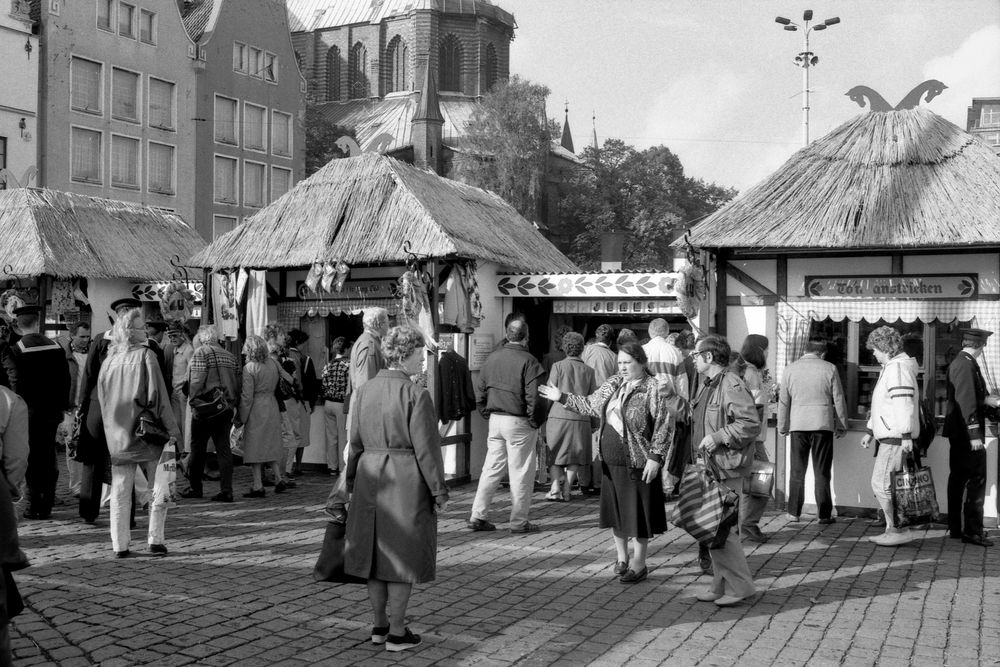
[775,10,840,145]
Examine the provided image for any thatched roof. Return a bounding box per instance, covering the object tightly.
[0,188,206,280]
[684,106,1000,251]
[189,153,577,273]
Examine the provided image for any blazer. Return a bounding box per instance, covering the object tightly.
[943,351,989,444]
[778,355,848,434]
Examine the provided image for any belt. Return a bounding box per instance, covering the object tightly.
[363,447,413,454]
[877,437,903,446]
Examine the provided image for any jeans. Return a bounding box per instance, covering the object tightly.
[110,461,167,552]
[188,409,234,495]
[323,401,345,471]
[787,430,834,519]
[470,415,538,528]
[871,442,905,529]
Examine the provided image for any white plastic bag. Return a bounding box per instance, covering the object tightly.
[151,440,178,509]
[230,425,245,458]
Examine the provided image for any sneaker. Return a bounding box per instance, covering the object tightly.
[386,628,421,652]
[467,518,496,532]
[149,543,168,556]
[509,522,541,534]
[869,529,912,546]
[371,626,390,645]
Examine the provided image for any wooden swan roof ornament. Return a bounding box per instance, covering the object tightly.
[846,79,948,112]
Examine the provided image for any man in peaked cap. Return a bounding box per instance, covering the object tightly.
[2,306,71,519]
[943,328,1000,547]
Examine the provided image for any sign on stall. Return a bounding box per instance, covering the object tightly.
[552,299,679,314]
[469,334,494,371]
[805,274,978,300]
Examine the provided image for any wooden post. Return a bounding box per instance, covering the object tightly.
[774,256,787,507]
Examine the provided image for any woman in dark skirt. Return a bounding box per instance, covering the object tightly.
[540,341,676,583]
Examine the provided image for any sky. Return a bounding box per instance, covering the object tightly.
[502,0,1000,194]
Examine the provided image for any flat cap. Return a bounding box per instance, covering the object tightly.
[109,297,142,313]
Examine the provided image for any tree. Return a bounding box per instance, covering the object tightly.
[452,76,552,222]
[555,140,737,269]
[304,102,356,177]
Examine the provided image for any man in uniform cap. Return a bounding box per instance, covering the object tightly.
[77,296,143,523]
[2,306,71,519]
[943,328,1000,547]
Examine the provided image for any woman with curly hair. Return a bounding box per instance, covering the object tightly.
[540,340,675,584]
[861,325,920,547]
[344,325,449,652]
[544,332,597,501]
[237,335,284,497]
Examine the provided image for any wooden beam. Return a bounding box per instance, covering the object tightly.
[715,251,728,335]
[777,256,788,299]
[726,295,777,306]
[725,263,777,297]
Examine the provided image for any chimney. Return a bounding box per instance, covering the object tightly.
[600,231,625,271]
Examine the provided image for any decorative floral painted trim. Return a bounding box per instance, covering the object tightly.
[497,272,680,298]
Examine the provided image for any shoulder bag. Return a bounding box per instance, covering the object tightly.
[190,349,230,420]
[135,353,170,448]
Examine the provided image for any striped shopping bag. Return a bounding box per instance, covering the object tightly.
[669,461,739,547]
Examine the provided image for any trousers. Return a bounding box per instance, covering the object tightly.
[709,478,757,598]
[947,441,987,537]
[470,415,538,528]
[110,461,166,552]
[188,409,234,495]
[323,401,346,471]
[26,409,61,517]
[787,430,834,519]
[740,440,770,529]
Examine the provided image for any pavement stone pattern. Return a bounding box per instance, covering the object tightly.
[8,461,1000,666]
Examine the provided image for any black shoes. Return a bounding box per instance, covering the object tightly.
[23,510,51,520]
[386,628,421,652]
[179,488,203,499]
[371,626,389,645]
[211,492,234,503]
[149,543,168,556]
[243,488,266,498]
[620,566,648,584]
[818,517,836,525]
[115,550,132,559]
[274,481,288,494]
[613,561,629,576]
[467,518,496,532]
[961,533,994,547]
[509,522,540,534]
[742,526,769,543]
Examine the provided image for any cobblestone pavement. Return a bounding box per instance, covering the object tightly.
[8,463,1000,666]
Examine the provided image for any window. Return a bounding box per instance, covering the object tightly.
[244,161,265,207]
[271,166,291,199]
[139,9,155,44]
[233,42,248,74]
[214,96,238,145]
[483,43,498,92]
[272,110,291,156]
[385,36,408,93]
[148,142,175,194]
[111,135,140,188]
[118,2,134,37]
[112,68,140,122]
[981,104,1000,128]
[71,57,102,114]
[148,78,174,130]
[808,317,972,421]
[71,127,102,184]
[438,34,462,92]
[244,103,266,151]
[213,215,237,239]
[985,132,1000,147]
[250,47,263,78]
[96,0,114,30]
[326,46,341,101]
[264,52,277,83]
[214,155,238,203]
[348,42,368,98]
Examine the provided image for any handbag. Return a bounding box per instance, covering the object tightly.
[313,519,365,584]
[891,456,940,527]
[135,409,170,448]
[669,458,739,549]
[744,459,775,498]
[190,350,230,419]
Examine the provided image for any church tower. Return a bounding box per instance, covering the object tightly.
[412,57,444,174]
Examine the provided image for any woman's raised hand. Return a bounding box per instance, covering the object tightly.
[538,384,562,403]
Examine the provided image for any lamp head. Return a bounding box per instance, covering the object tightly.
[775,16,791,25]
[803,9,813,21]
[825,17,840,25]
[813,24,826,31]
[784,25,798,31]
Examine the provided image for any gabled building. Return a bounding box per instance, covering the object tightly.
[34,0,199,225]
[967,97,1000,155]
[182,0,307,240]
[0,0,39,190]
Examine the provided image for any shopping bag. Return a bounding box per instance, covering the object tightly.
[891,458,939,527]
[151,439,178,509]
[745,460,775,498]
[230,425,245,458]
[669,460,739,548]
[313,520,365,584]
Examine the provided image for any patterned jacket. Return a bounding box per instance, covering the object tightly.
[561,373,675,469]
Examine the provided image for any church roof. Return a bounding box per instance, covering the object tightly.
[287,0,514,33]
[413,64,444,124]
[683,105,1000,251]
[560,108,574,153]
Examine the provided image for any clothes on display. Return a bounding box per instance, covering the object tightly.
[244,270,268,338]
[212,272,239,340]
[441,262,483,332]
[436,350,476,424]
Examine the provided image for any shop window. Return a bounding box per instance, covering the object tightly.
[807,317,970,421]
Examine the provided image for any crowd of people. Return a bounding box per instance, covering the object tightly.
[1,301,997,656]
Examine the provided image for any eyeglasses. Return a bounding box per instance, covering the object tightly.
[693,350,712,360]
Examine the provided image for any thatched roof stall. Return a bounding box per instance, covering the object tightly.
[190,152,577,273]
[685,106,1000,251]
[0,187,206,280]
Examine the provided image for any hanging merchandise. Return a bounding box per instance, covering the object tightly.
[320,261,337,293]
[161,282,196,322]
[458,261,484,324]
[50,280,74,319]
[442,266,477,333]
[305,261,323,294]
[0,289,25,320]
[213,271,239,339]
[334,260,350,292]
[244,270,268,337]
[397,266,437,347]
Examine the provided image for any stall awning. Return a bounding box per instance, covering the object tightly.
[497,271,680,298]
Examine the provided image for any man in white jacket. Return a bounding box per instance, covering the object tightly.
[861,326,920,546]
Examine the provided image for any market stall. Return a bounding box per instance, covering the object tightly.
[683,100,1000,522]
[0,187,205,334]
[188,152,576,480]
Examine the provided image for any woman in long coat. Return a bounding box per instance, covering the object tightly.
[344,325,448,653]
[98,308,179,557]
[545,332,596,501]
[237,335,283,497]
